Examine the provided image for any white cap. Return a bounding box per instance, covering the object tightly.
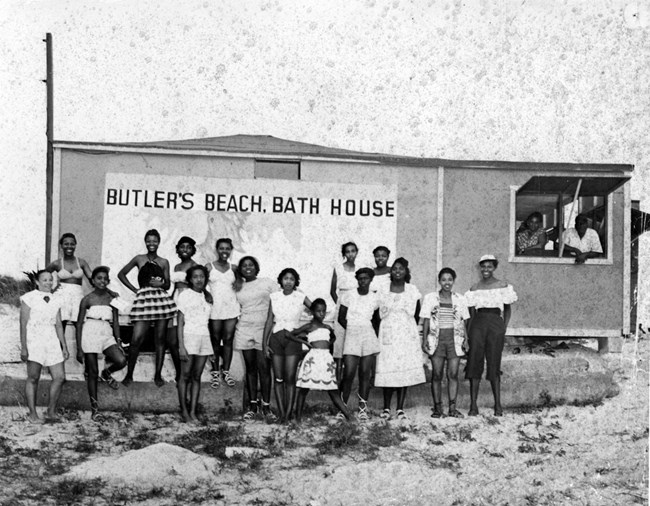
[479,254,497,264]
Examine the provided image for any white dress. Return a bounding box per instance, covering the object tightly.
[333,263,357,358]
[374,284,425,387]
[20,290,64,367]
[207,265,240,320]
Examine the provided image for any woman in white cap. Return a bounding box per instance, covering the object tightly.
[464,255,517,416]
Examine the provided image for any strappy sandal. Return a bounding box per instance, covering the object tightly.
[210,370,221,389]
[431,403,443,418]
[448,401,464,418]
[100,369,120,390]
[380,408,391,420]
[396,409,407,420]
[261,401,278,422]
[357,395,369,422]
[222,370,236,387]
[335,411,346,420]
[243,400,258,421]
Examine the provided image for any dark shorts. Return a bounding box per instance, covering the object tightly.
[465,310,505,381]
[269,330,303,356]
[433,328,458,359]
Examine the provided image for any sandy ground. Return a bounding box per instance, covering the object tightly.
[0,334,647,506]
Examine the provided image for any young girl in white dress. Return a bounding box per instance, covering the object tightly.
[76,266,127,419]
[206,238,240,388]
[292,299,351,423]
[375,258,425,420]
[20,270,69,423]
[177,265,213,423]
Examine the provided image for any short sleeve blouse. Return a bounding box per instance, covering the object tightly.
[345,290,380,325]
[177,289,211,336]
[270,290,306,332]
[464,285,518,311]
[20,290,61,326]
[236,277,277,324]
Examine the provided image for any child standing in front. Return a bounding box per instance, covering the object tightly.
[293,299,351,422]
[19,270,69,423]
[176,265,213,423]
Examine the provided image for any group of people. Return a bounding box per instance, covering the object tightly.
[19,230,517,424]
[516,212,603,263]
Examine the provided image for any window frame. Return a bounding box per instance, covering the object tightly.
[254,159,301,180]
[509,184,613,265]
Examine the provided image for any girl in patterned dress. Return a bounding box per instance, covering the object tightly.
[375,258,425,420]
[464,255,517,416]
[176,265,213,423]
[420,267,470,418]
[20,270,69,423]
[117,229,176,387]
[330,241,359,385]
[293,299,351,422]
[76,266,127,420]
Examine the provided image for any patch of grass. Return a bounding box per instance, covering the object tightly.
[0,275,31,307]
[366,423,406,448]
[125,429,158,450]
[443,426,476,442]
[569,397,603,408]
[316,422,361,455]
[51,477,104,504]
[175,423,260,459]
[71,439,98,454]
[422,453,462,472]
[297,452,326,468]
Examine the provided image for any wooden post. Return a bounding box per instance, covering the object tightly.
[559,179,583,257]
[44,33,54,264]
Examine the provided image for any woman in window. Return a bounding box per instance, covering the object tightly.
[516,212,547,255]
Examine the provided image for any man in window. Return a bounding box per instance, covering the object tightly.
[562,214,603,264]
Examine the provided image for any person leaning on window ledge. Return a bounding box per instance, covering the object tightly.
[516,212,547,256]
[562,214,603,264]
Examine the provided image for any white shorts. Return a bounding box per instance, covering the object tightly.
[81,320,116,354]
[56,283,84,322]
[343,323,380,357]
[26,324,64,367]
[183,333,213,356]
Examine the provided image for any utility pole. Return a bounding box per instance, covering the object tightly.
[44,33,53,264]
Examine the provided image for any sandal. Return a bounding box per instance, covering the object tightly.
[261,401,278,422]
[100,369,120,390]
[222,370,236,387]
[243,400,258,421]
[396,409,407,420]
[431,403,443,419]
[380,408,391,420]
[210,370,221,389]
[357,395,369,422]
[448,401,464,418]
[335,412,346,420]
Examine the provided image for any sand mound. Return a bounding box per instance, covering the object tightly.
[65,442,220,487]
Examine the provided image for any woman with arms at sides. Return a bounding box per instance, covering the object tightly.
[516,212,547,256]
[167,236,199,381]
[46,233,93,330]
[374,258,425,420]
[205,238,240,388]
[264,267,311,422]
[464,255,517,416]
[76,266,127,420]
[370,246,391,293]
[330,241,359,385]
[234,256,277,421]
[20,270,69,423]
[117,229,175,387]
[338,267,381,421]
[420,267,470,418]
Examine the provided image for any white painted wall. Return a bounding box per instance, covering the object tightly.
[1,0,648,320]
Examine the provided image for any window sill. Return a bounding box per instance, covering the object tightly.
[508,255,613,265]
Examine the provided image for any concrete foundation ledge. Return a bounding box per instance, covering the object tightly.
[0,345,617,414]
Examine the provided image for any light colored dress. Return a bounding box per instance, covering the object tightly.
[234,277,276,351]
[208,264,240,320]
[81,305,116,354]
[20,290,64,367]
[177,289,212,356]
[296,328,338,390]
[333,263,357,358]
[374,284,425,387]
[370,272,391,293]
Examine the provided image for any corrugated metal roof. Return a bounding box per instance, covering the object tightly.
[53,134,634,173]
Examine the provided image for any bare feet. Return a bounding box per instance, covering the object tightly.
[122,376,133,387]
[154,376,165,387]
[27,414,44,424]
[181,411,191,423]
[468,406,480,416]
[494,406,503,417]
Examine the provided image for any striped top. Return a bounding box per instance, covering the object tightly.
[437,302,455,329]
